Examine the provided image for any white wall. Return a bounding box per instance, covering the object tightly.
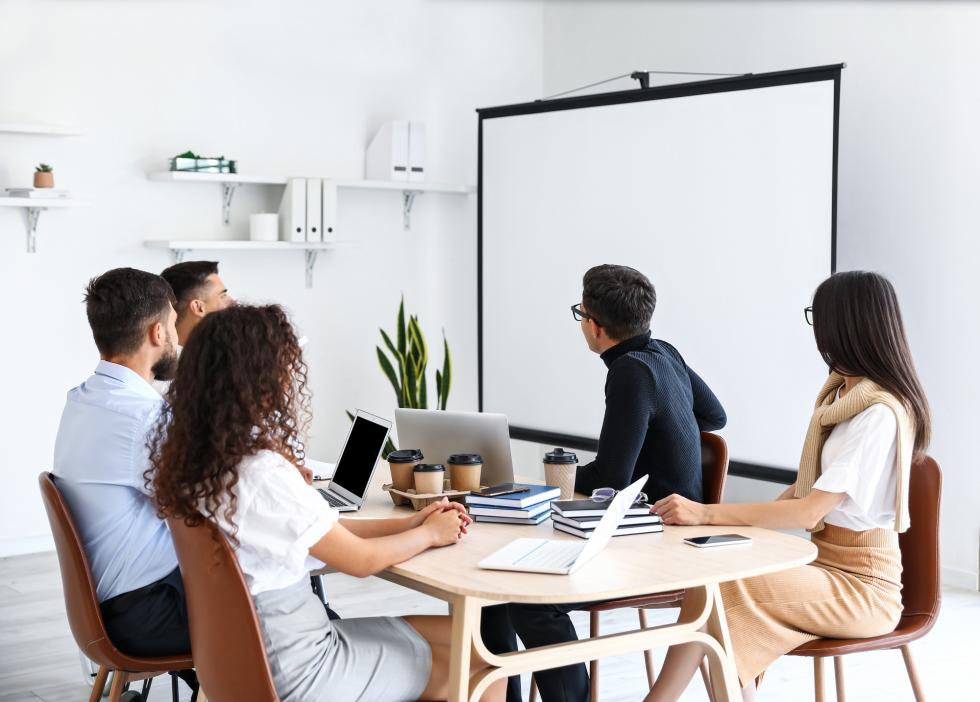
[0,0,544,556]
[542,0,980,590]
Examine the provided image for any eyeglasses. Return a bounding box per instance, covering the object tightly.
[590,487,649,505]
[571,303,602,326]
[804,306,814,326]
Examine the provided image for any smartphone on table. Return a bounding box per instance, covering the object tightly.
[683,534,752,548]
[475,484,531,498]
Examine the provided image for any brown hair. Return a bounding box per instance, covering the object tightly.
[148,304,311,538]
[812,271,931,455]
[84,267,176,357]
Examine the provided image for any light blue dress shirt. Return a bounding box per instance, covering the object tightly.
[53,361,178,602]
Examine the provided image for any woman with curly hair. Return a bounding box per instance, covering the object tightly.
[149,303,504,702]
[644,271,931,702]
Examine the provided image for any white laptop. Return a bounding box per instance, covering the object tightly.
[394,409,515,487]
[315,410,391,512]
[478,475,649,575]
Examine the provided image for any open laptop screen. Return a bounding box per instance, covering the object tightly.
[331,413,390,498]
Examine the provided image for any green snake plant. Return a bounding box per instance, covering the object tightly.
[348,296,451,457]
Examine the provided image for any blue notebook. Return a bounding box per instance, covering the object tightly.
[465,483,561,509]
[473,510,552,526]
[468,501,553,520]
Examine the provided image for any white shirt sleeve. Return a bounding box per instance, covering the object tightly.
[243,455,339,576]
[814,404,897,520]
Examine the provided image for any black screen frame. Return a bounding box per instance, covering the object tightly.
[476,64,843,485]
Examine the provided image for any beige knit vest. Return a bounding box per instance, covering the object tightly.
[793,371,914,533]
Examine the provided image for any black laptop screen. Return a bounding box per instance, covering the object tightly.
[332,415,389,498]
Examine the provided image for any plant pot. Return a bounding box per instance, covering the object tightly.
[34,171,54,188]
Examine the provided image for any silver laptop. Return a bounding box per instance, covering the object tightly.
[316,410,391,512]
[394,409,515,487]
[478,475,648,575]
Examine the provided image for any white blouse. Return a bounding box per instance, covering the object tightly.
[813,403,903,531]
[213,449,338,595]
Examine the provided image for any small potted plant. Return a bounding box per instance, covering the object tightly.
[34,163,54,188]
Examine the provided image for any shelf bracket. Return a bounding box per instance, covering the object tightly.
[221,183,238,226]
[25,207,42,253]
[172,249,189,264]
[305,249,318,288]
[402,191,421,231]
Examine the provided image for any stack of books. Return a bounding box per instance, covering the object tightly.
[5,188,72,199]
[465,483,561,525]
[551,498,663,539]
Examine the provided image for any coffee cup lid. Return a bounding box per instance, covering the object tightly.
[448,453,482,465]
[544,448,578,464]
[388,449,423,463]
[414,463,445,473]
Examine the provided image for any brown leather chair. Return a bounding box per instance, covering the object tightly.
[167,516,280,702]
[787,455,942,702]
[530,432,729,702]
[38,472,193,702]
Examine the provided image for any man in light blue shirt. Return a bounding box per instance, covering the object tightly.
[53,267,188,657]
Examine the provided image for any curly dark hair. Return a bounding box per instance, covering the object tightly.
[148,304,312,539]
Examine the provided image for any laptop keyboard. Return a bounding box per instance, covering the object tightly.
[317,489,351,509]
[515,541,585,570]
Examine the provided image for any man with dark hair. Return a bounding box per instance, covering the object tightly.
[484,264,727,702]
[160,260,234,346]
[573,263,727,497]
[52,268,193,660]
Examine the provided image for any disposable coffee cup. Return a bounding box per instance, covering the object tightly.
[388,449,423,491]
[413,463,446,495]
[543,448,578,500]
[448,453,483,492]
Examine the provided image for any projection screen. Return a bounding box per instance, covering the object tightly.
[478,65,841,480]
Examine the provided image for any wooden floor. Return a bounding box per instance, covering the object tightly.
[2,551,977,701]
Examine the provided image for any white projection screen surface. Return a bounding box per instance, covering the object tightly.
[479,67,840,478]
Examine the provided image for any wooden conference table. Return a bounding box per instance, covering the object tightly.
[322,479,817,702]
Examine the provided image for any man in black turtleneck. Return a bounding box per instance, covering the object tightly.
[481,264,727,702]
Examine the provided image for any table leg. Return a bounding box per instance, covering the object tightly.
[698,584,743,702]
[448,594,481,702]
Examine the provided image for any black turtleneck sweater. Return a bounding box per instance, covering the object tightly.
[574,332,727,503]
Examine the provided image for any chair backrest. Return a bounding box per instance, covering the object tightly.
[38,472,121,667]
[167,516,280,702]
[898,455,942,625]
[700,432,729,505]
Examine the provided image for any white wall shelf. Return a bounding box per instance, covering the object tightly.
[0,123,83,137]
[147,171,475,230]
[144,239,341,288]
[147,171,289,225]
[0,198,89,252]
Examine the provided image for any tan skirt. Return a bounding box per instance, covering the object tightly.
[719,524,903,686]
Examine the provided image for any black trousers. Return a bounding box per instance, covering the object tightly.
[100,567,192,657]
[482,602,590,702]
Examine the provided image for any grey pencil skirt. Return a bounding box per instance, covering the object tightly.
[253,578,433,702]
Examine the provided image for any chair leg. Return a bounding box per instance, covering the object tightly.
[107,671,127,702]
[833,657,845,702]
[901,645,926,702]
[529,677,539,702]
[813,658,825,702]
[699,658,716,702]
[637,609,657,689]
[88,666,109,702]
[589,610,600,702]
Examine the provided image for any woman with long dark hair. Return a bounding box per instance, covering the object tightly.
[644,271,931,702]
[149,304,504,702]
